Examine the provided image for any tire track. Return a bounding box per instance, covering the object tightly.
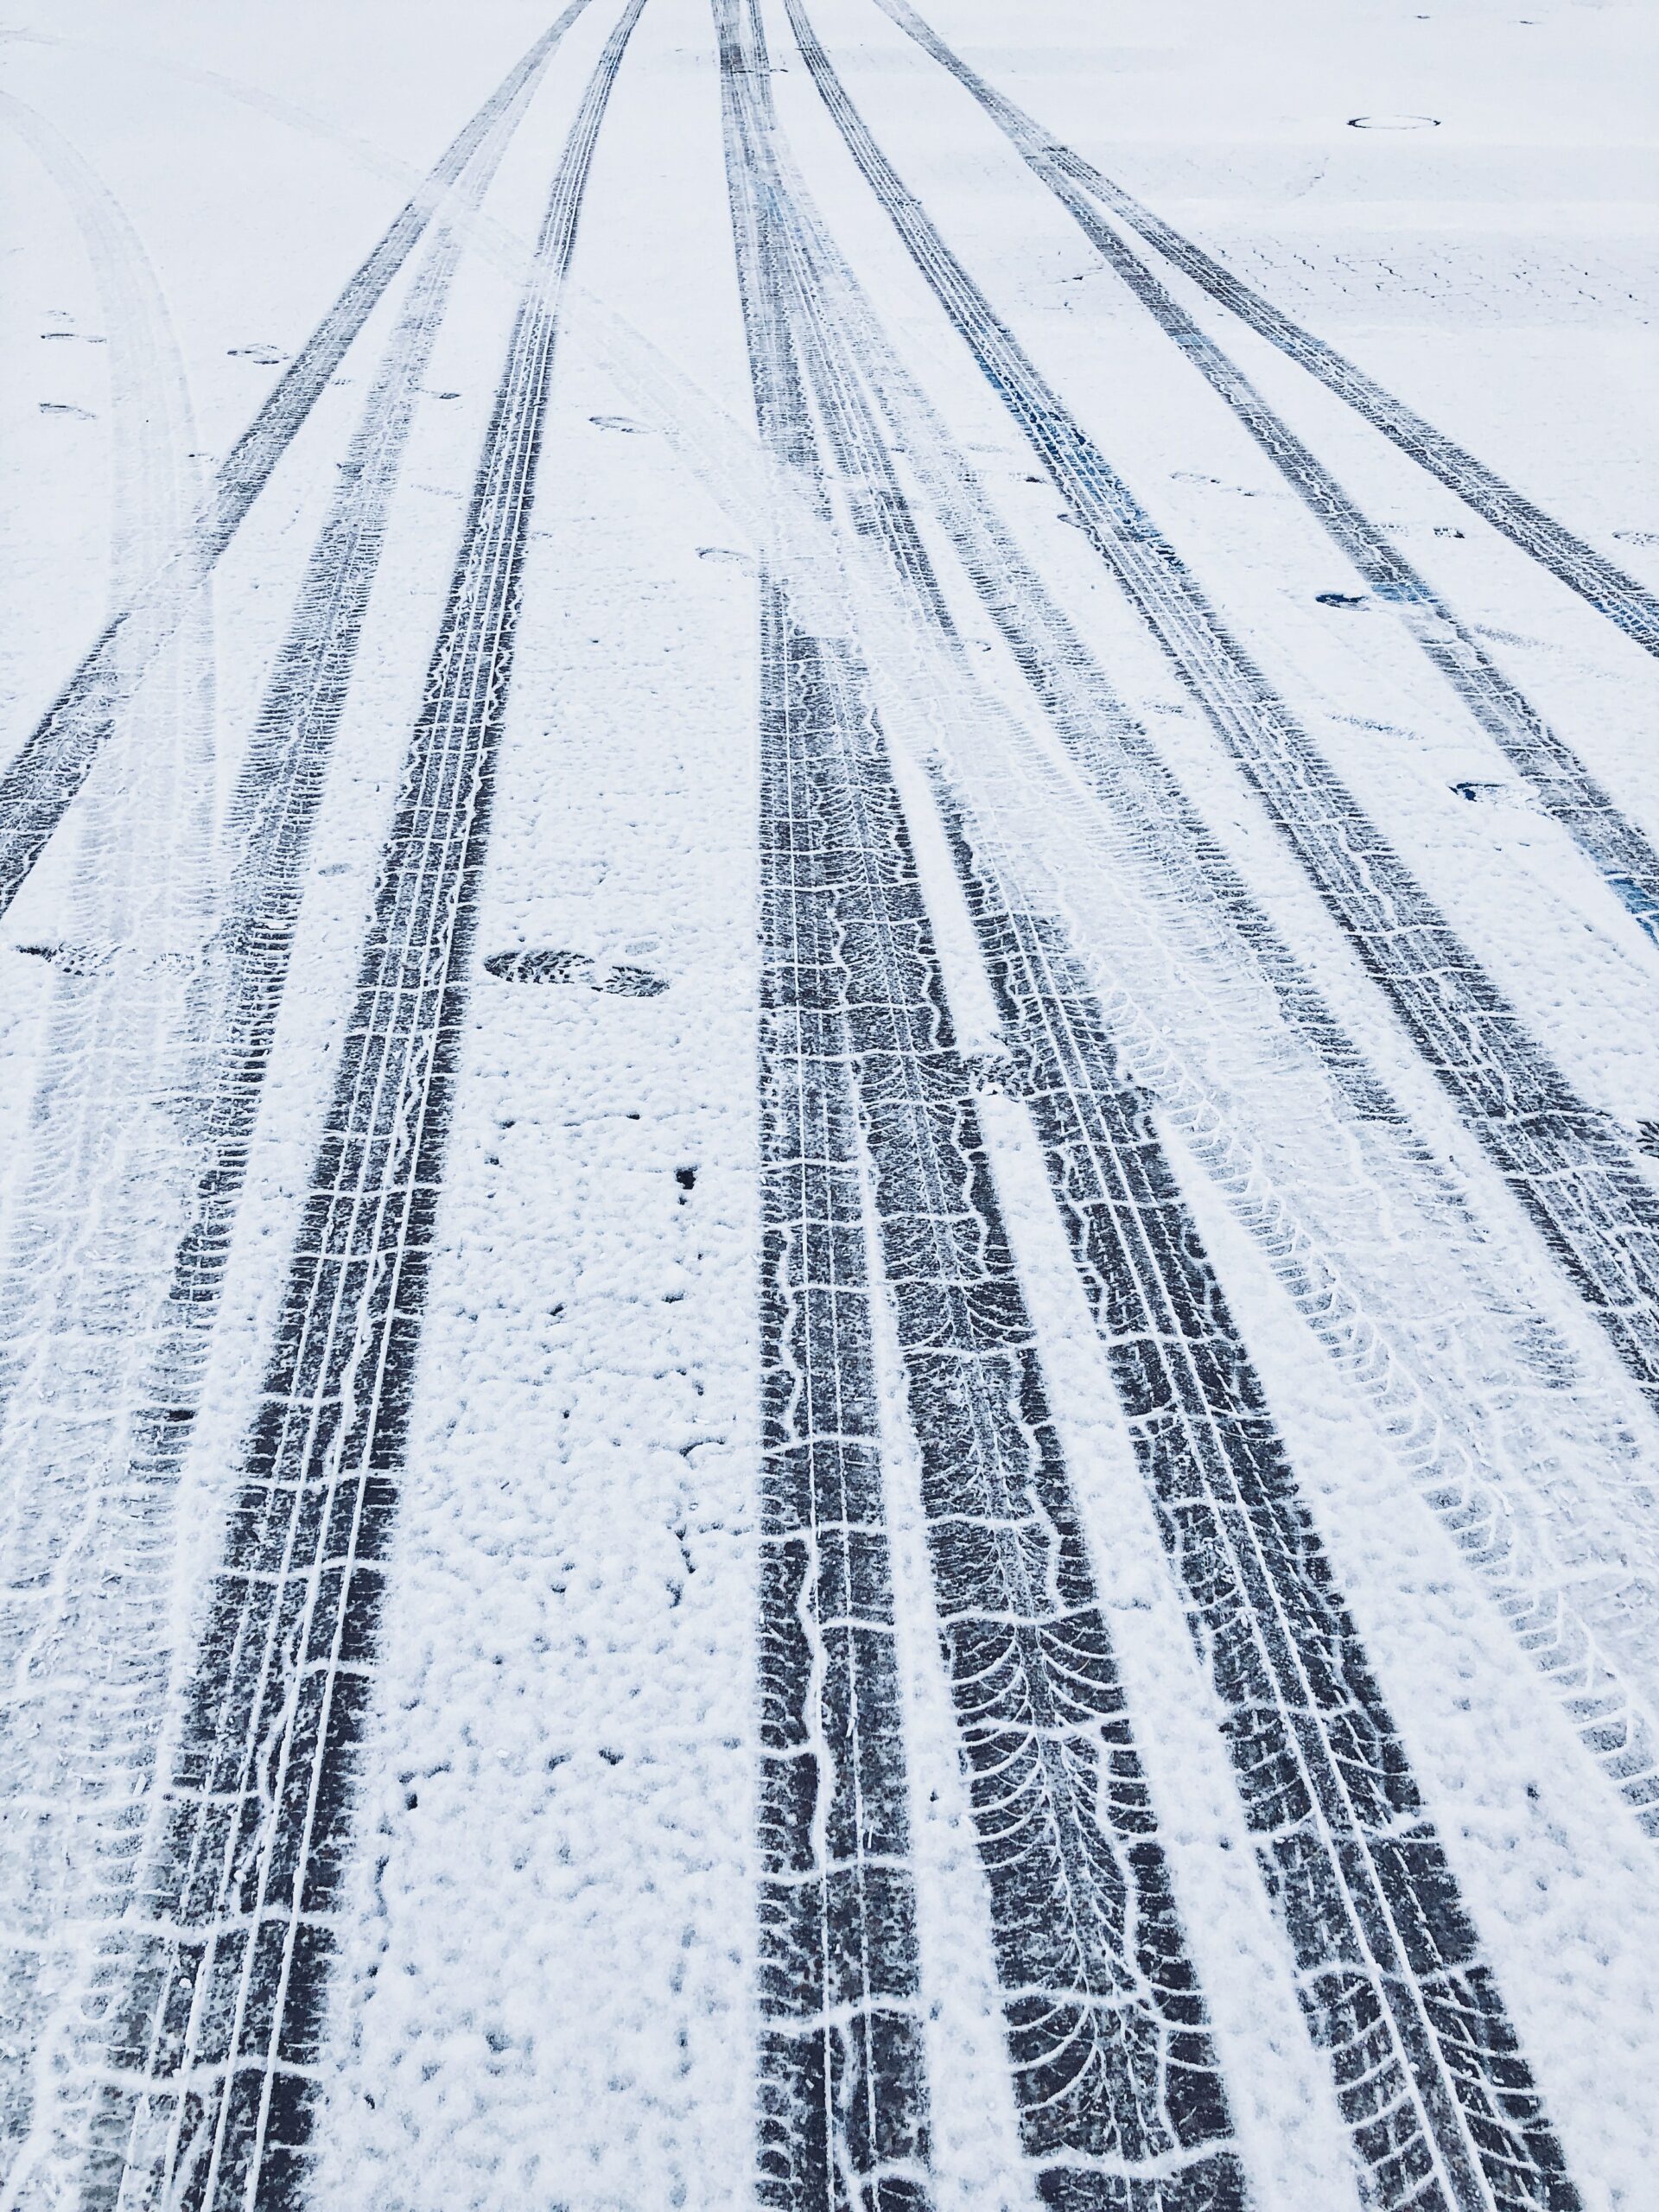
[947,801,1581,2212]
[616,79,1659,1855]
[0,92,218,2203]
[0,0,594,923]
[729,0,1659,1847]
[857,0,1659,943]
[738,34,935,2195]
[604,0,1659,1853]
[0,48,572,2197]
[783,0,1659,1418]
[754,578,935,2212]
[77,8,645,2202]
[866,0,1659,663]
[720,5,1249,2200]
[736,39,1586,2199]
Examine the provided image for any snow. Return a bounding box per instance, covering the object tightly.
[1,0,1656,2204]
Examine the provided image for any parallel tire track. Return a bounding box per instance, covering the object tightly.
[721,44,1659,1845]
[115,0,556,1753]
[0,46,569,2192]
[868,0,1659,663]
[720,4,1249,2201]
[745,15,1659,1852]
[945,795,1581,2212]
[863,0,1659,940]
[78,8,645,2203]
[0,0,594,922]
[741,35,1585,2196]
[784,0,1659,1416]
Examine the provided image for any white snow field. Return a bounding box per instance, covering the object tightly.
[1,0,1657,2204]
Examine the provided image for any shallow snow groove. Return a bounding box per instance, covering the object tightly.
[68,6,645,2202]
[0,86,217,2204]
[783,0,1659,1422]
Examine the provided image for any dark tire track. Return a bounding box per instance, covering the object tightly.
[783,0,1659,1418]
[114,41,541,1680]
[753,578,934,2212]
[79,7,645,2203]
[701,0,1659,1856]
[0,0,595,924]
[868,0,1659,664]
[720,3,1248,2201]
[732,14,935,2203]
[739,29,1585,2196]
[945,791,1581,2212]
[862,0,1659,942]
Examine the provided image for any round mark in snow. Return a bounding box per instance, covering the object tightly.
[1348,113,1440,129]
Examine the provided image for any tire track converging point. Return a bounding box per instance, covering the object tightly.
[79,6,645,2202]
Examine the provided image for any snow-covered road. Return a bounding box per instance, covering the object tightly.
[2,0,1656,2204]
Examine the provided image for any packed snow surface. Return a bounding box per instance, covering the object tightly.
[1,0,1657,2205]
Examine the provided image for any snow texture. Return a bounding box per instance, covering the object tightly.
[0,0,1656,2206]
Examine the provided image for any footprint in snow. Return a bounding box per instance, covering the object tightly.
[39,401,95,420]
[589,413,647,434]
[484,948,669,996]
